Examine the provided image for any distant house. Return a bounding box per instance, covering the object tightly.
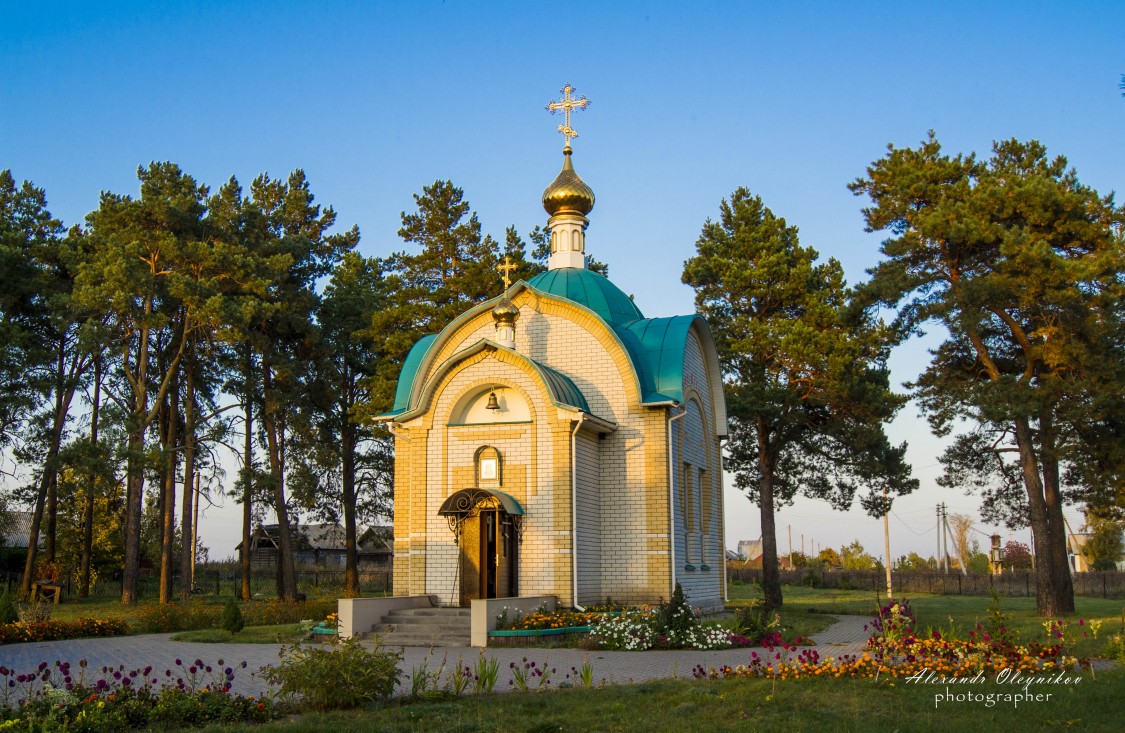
[235,523,393,570]
[737,539,761,563]
[1068,531,1125,572]
[732,538,799,569]
[0,511,35,572]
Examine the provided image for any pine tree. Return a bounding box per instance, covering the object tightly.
[220,596,244,635]
[850,134,1125,615]
[683,188,915,609]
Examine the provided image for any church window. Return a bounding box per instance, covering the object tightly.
[683,461,695,569]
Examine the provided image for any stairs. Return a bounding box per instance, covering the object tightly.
[370,607,472,647]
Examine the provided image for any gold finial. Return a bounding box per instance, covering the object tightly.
[546,83,590,149]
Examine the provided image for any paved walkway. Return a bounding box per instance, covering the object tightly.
[0,614,871,698]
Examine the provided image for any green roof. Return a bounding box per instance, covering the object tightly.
[527,268,644,325]
[389,334,437,414]
[621,316,699,404]
[529,358,590,412]
[385,275,721,419]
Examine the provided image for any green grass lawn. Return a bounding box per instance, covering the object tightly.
[205,671,1125,733]
[171,623,312,644]
[42,595,145,624]
[723,585,837,641]
[728,583,1125,659]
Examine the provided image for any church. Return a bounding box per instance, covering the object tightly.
[379,86,728,612]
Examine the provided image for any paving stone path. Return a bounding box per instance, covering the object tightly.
[0,614,872,698]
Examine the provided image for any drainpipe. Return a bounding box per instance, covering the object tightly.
[667,405,686,600]
[718,435,729,603]
[571,414,587,611]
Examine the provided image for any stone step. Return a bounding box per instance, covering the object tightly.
[371,623,471,635]
[386,608,471,618]
[375,634,471,647]
[367,606,472,647]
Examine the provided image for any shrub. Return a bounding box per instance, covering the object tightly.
[259,638,402,711]
[220,597,244,635]
[0,617,128,644]
[658,583,697,643]
[801,567,820,588]
[733,601,781,644]
[134,600,221,633]
[17,599,53,623]
[134,597,337,633]
[241,598,336,627]
[0,587,17,625]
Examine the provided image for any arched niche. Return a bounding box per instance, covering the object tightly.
[451,385,531,424]
[475,445,502,486]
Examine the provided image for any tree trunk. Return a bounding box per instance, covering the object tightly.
[45,473,57,563]
[121,317,152,606]
[241,347,253,601]
[20,346,75,598]
[1012,417,1072,615]
[45,341,66,565]
[158,374,178,603]
[757,418,783,610]
[262,353,298,601]
[342,417,359,598]
[80,352,101,597]
[179,362,196,600]
[1038,413,1074,613]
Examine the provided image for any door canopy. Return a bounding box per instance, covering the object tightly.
[438,488,525,542]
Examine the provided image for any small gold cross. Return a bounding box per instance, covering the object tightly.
[497,255,517,289]
[546,83,590,148]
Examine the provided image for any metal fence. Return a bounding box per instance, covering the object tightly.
[4,567,392,601]
[726,567,1125,600]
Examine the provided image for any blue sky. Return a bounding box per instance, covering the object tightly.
[3,1,1122,562]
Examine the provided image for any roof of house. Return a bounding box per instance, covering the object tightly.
[1,512,35,549]
[236,523,393,553]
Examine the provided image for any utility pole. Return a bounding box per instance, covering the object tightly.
[936,504,941,571]
[883,485,892,598]
[941,503,950,574]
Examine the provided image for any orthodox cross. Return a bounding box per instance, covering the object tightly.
[546,83,590,148]
[497,255,517,289]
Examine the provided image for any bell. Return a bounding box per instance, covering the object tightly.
[485,390,500,411]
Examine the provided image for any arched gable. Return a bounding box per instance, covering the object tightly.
[393,339,592,424]
[388,282,648,417]
[382,282,727,439]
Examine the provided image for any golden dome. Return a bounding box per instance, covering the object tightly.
[492,297,520,325]
[542,146,595,217]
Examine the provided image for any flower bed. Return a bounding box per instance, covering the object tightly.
[0,657,276,731]
[0,618,129,645]
[694,630,1084,682]
[696,597,1086,681]
[505,611,607,631]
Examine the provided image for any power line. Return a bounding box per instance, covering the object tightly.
[891,509,934,536]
